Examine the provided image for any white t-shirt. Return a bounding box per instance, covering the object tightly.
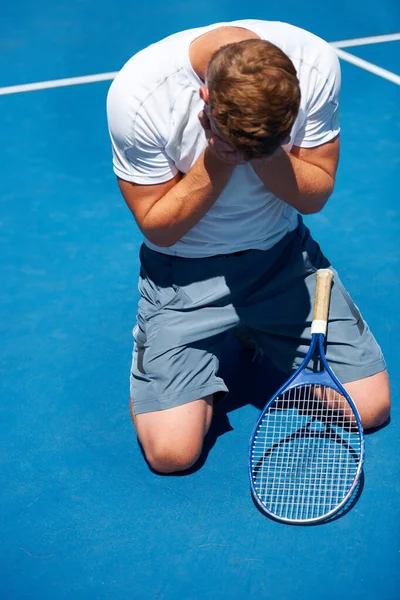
[107,20,340,257]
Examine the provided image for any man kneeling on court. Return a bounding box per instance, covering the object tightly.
[107,20,390,473]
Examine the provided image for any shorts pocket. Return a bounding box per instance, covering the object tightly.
[132,319,147,374]
[138,274,193,322]
[332,275,364,332]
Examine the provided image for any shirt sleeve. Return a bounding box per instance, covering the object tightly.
[293,48,341,148]
[107,82,178,185]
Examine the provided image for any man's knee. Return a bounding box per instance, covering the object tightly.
[131,396,213,473]
[143,440,203,474]
[361,391,391,430]
[345,370,391,430]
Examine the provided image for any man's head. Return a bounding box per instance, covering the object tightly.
[202,39,301,161]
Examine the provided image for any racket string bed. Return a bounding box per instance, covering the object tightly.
[251,384,363,522]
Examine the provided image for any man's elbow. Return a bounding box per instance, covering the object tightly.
[298,185,334,215]
[142,228,179,248]
[148,237,179,248]
[299,197,329,215]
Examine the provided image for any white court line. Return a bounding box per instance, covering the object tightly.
[331,32,400,48]
[0,72,118,96]
[0,33,399,96]
[334,48,400,85]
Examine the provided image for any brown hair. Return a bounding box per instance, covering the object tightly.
[206,39,301,160]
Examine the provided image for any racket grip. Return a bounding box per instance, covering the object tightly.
[311,269,334,335]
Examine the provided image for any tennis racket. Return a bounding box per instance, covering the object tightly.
[249,268,364,524]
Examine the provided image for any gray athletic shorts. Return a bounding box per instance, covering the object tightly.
[130,217,386,415]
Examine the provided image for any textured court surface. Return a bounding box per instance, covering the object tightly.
[1,2,399,599]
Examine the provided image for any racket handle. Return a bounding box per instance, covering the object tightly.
[311,269,334,335]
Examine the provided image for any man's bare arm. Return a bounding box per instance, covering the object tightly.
[118,148,234,247]
[251,136,340,214]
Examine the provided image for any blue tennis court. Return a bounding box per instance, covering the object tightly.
[1,2,399,598]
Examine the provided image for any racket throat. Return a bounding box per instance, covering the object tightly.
[287,335,334,390]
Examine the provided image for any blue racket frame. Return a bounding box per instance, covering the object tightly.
[248,332,365,524]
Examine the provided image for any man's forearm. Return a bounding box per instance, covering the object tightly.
[142,149,234,247]
[252,150,335,214]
